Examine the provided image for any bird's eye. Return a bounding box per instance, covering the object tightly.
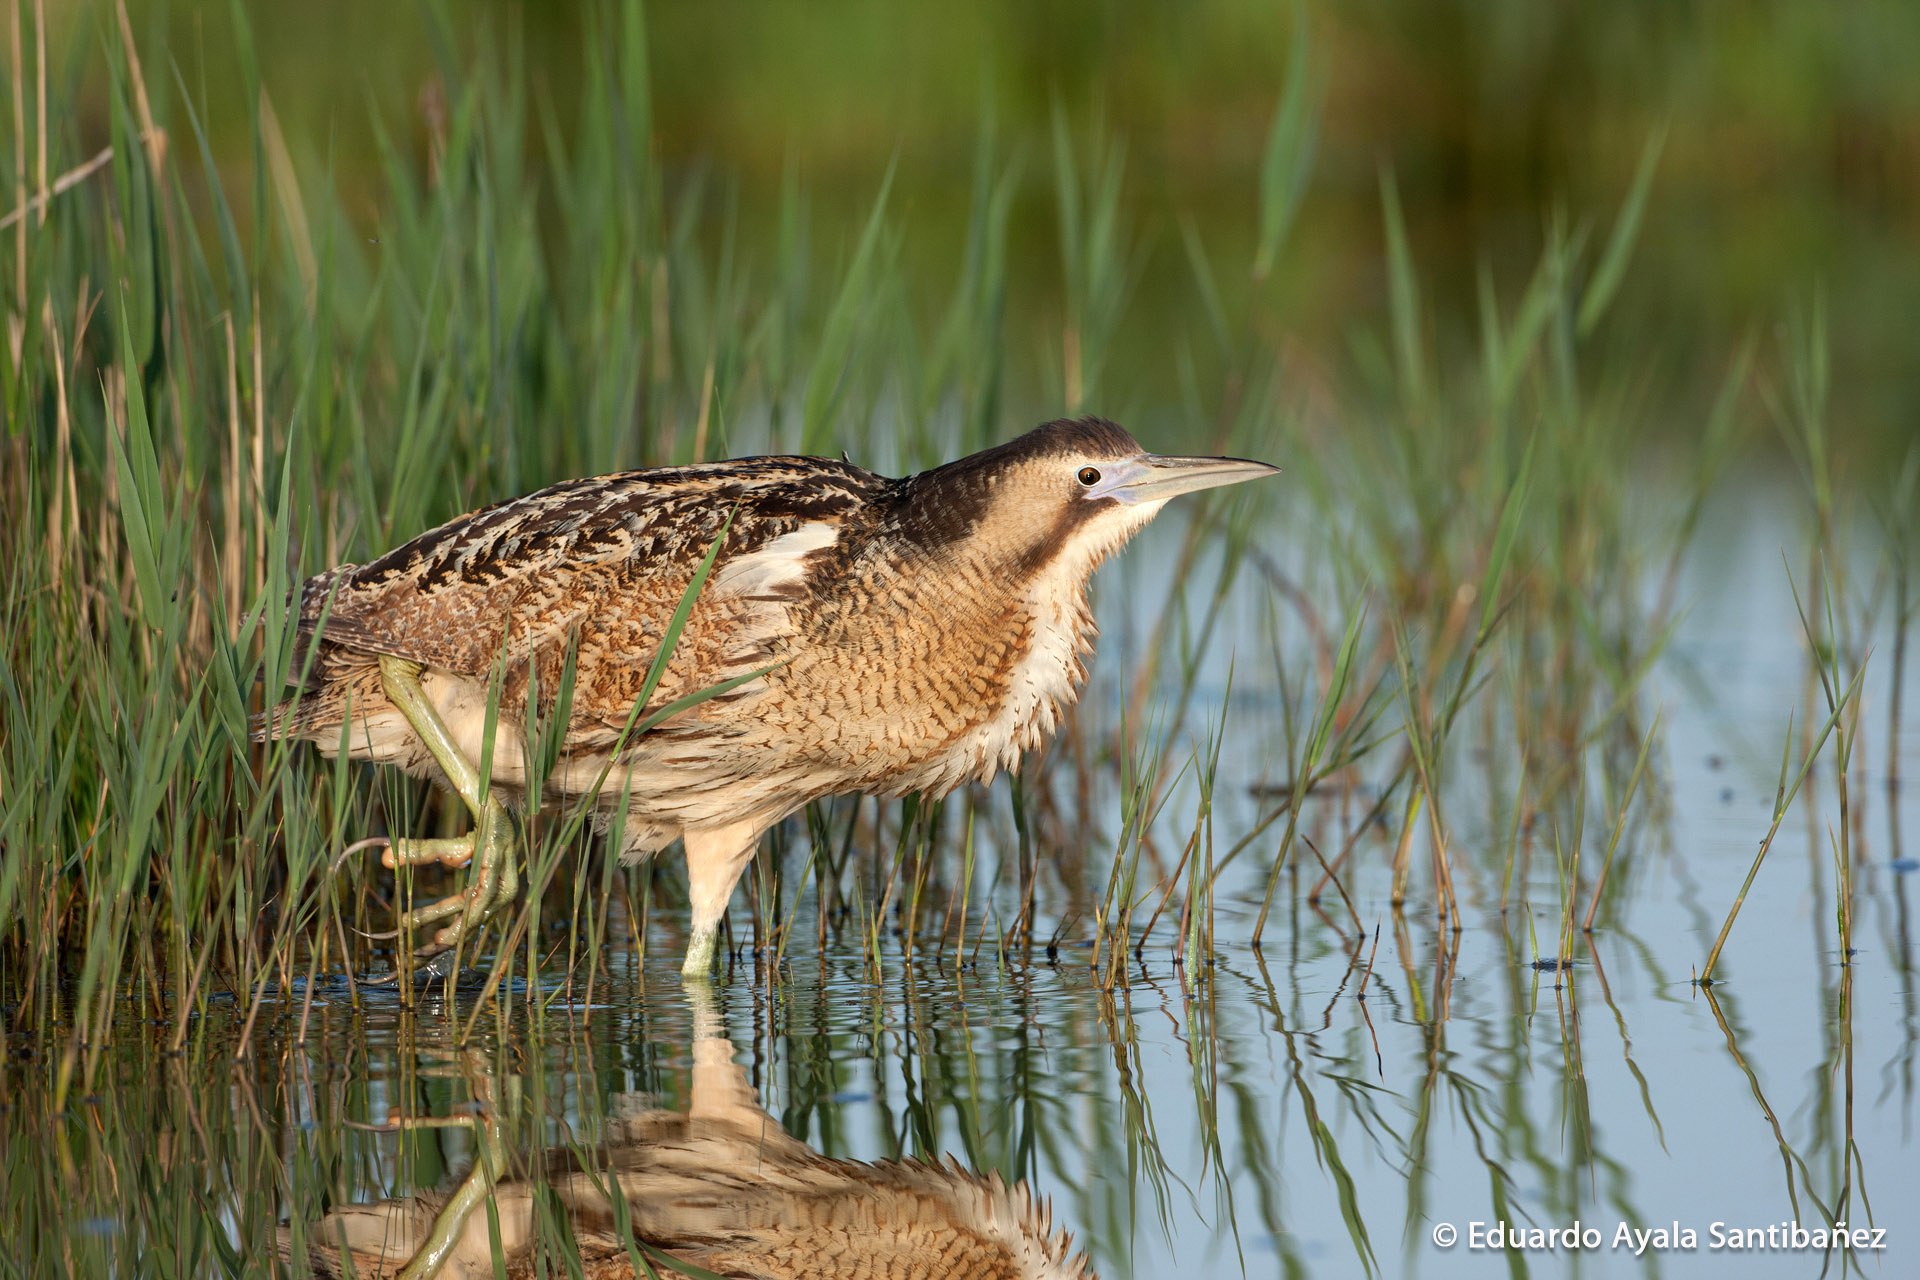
[1077,466,1102,487]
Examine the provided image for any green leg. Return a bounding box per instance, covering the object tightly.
[395,1114,506,1280]
[375,655,519,963]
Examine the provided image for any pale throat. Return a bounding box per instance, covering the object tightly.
[971,497,1166,772]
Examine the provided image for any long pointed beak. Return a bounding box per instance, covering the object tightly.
[1090,452,1280,505]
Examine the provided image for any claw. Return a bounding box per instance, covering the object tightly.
[351,657,524,974]
[366,796,516,964]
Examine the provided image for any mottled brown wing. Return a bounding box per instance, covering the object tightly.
[298,458,888,682]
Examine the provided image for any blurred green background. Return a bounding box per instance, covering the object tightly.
[38,0,1920,445]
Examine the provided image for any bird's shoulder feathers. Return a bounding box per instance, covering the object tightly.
[299,457,891,676]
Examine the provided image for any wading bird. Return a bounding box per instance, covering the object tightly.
[260,417,1274,977]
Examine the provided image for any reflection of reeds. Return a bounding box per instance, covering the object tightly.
[1880,447,1918,796]
[286,992,1095,1279]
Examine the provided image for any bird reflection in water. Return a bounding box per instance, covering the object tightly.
[289,993,1095,1279]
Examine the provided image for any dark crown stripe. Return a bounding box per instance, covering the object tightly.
[892,416,1142,555]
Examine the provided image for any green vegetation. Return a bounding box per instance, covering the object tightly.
[1,3,1912,1277]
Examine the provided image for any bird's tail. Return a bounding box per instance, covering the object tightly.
[249,698,306,744]
[249,632,337,744]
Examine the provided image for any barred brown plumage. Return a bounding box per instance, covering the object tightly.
[258,416,1276,977]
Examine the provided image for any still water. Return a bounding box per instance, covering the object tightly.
[7,480,1916,1280]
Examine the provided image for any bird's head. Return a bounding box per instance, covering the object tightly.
[901,416,1278,585]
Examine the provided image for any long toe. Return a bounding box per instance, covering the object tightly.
[421,895,488,955]
[425,797,518,948]
[382,836,477,870]
[398,890,475,931]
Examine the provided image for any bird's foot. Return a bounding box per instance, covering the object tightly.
[360,656,527,984]
[367,794,519,979]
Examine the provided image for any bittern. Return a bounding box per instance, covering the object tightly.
[260,417,1275,977]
